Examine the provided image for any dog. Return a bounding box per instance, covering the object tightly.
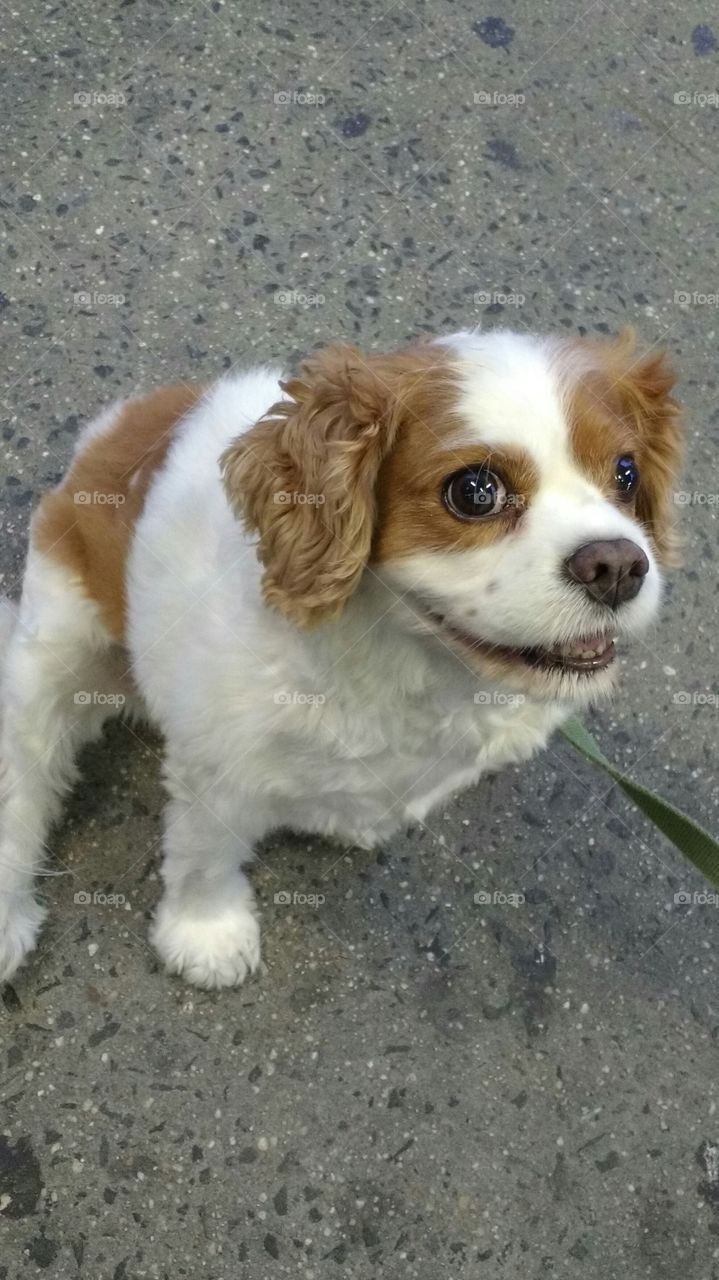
[0,328,681,988]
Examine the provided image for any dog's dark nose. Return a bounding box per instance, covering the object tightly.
[565,539,649,608]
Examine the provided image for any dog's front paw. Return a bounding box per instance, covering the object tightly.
[151,883,261,989]
[0,893,46,984]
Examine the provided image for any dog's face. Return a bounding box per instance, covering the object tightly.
[222,330,681,703]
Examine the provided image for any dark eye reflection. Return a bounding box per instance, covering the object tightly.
[443,465,508,519]
[615,455,639,499]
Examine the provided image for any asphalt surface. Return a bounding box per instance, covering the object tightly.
[1,2,718,1277]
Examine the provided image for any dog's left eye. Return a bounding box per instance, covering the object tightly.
[443,466,508,519]
[615,455,639,498]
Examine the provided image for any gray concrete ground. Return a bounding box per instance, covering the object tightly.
[1,1,718,1276]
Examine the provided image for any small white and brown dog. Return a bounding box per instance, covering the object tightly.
[0,329,681,988]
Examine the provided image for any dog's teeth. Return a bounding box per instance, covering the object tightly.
[544,632,614,663]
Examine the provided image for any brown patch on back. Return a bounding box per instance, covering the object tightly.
[562,331,682,564]
[33,384,203,640]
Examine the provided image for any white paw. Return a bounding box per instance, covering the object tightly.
[151,884,261,989]
[0,893,46,984]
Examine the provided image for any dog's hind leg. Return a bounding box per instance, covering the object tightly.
[0,550,127,983]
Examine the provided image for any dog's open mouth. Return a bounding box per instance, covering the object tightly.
[426,611,617,675]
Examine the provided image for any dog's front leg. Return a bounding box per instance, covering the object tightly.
[150,769,269,990]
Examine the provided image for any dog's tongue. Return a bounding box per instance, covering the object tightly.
[548,632,613,660]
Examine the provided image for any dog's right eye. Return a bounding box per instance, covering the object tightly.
[443,466,508,520]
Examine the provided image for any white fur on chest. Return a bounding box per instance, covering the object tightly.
[266,688,564,845]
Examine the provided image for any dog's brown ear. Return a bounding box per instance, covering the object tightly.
[221,345,409,626]
[612,330,683,566]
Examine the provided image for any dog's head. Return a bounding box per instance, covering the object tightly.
[222,329,681,702]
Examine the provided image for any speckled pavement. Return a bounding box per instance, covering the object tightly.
[1,2,719,1277]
